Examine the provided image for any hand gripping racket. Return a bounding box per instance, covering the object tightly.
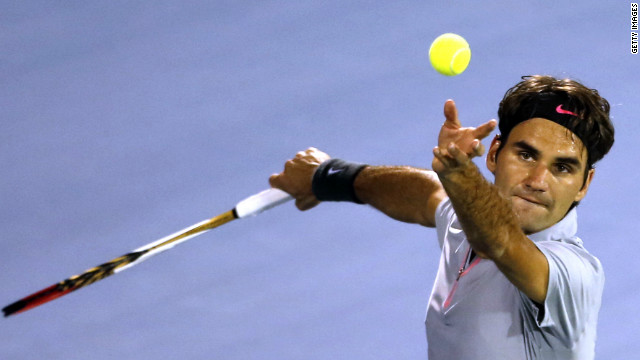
[2,188,292,317]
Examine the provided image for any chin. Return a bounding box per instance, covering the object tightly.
[520,223,543,235]
[513,206,550,234]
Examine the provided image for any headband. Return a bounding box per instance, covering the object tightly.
[512,91,579,121]
[500,92,585,143]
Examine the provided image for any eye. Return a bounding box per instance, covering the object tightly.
[555,163,572,173]
[519,151,534,161]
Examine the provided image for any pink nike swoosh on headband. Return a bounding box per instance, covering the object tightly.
[556,104,578,116]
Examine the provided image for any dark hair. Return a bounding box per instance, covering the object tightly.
[497,75,615,171]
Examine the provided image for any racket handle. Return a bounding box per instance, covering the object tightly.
[234,188,293,218]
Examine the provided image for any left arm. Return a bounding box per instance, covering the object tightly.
[433,100,549,304]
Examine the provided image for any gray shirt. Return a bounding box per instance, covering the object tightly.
[426,198,604,359]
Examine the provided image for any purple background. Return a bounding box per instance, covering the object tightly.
[2,1,638,359]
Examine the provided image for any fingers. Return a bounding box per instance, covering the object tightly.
[443,99,461,128]
[293,147,331,164]
[295,147,315,159]
[271,172,319,211]
[471,139,486,157]
[269,173,283,190]
[437,99,493,169]
[447,142,470,165]
[432,146,449,167]
[269,173,294,198]
[473,119,497,139]
[432,142,471,174]
[295,197,318,211]
[443,99,496,138]
[270,148,327,212]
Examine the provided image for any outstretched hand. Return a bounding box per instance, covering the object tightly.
[432,100,497,176]
[269,147,330,211]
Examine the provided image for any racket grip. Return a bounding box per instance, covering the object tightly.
[234,188,293,218]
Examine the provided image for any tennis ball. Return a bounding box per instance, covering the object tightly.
[429,33,471,76]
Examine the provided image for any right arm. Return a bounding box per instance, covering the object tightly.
[353,165,446,227]
[355,100,496,228]
[269,101,494,229]
[269,147,446,228]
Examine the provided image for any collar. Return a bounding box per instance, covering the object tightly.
[528,208,580,244]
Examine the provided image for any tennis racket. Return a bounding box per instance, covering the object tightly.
[2,188,292,317]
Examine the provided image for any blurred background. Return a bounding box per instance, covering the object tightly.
[1,1,638,359]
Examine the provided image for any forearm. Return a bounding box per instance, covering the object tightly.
[437,163,522,259]
[354,166,445,227]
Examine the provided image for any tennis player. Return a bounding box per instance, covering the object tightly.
[269,75,615,359]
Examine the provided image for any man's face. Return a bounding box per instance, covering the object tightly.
[487,118,594,234]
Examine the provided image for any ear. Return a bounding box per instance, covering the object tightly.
[486,135,502,174]
[574,168,595,202]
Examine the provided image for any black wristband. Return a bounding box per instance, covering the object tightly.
[312,158,368,203]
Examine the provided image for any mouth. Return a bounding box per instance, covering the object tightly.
[514,195,548,208]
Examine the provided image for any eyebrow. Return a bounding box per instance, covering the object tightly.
[512,140,583,168]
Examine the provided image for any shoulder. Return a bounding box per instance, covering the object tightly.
[534,238,605,320]
[522,239,604,344]
[536,239,604,278]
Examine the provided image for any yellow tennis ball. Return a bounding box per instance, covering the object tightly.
[429,33,471,76]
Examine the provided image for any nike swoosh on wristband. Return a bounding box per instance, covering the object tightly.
[556,104,578,116]
[327,168,343,175]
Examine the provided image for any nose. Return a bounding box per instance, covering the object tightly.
[524,164,550,192]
